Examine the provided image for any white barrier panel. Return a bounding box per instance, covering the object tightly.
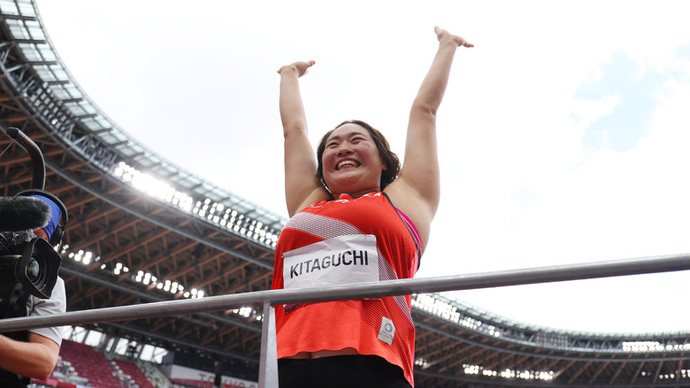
[161,364,258,388]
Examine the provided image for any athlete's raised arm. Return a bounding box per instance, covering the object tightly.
[278,61,330,216]
[386,27,473,249]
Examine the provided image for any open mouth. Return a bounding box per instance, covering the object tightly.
[336,160,360,170]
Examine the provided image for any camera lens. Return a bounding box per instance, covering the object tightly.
[25,257,40,282]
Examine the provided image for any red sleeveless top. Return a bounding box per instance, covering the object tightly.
[272,191,421,386]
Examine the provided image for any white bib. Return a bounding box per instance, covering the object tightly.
[282,235,379,289]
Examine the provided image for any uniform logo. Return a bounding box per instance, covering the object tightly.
[378,317,395,345]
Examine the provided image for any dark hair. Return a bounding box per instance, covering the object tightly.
[316,120,400,191]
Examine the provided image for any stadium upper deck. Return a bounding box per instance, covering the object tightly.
[1,1,689,386]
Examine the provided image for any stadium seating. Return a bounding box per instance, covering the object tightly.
[58,340,122,387]
[52,340,154,388]
[113,358,155,388]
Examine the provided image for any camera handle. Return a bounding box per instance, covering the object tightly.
[6,127,45,190]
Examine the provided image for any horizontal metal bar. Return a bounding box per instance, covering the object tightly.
[59,265,262,333]
[1,252,689,332]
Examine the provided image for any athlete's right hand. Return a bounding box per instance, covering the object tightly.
[277,60,316,77]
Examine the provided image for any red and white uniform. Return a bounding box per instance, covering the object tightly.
[272,191,422,386]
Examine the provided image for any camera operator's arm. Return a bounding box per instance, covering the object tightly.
[0,273,65,381]
[0,333,60,380]
[0,258,66,381]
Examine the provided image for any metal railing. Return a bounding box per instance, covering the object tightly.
[2,252,690,387]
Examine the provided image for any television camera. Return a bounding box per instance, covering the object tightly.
[0,127,67,299]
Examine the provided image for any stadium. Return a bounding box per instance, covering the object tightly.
[2,0,690,387]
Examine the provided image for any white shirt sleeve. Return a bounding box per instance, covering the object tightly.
[26,277,67,346]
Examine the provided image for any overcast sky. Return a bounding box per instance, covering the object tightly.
[34,0,690,333]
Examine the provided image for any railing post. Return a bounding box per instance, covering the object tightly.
[258,300,278,388]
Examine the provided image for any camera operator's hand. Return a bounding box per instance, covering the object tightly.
[0,332,60,380]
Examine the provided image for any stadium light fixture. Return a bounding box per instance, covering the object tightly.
[63,242,205,299]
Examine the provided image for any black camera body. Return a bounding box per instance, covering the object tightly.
[0,192,66,299]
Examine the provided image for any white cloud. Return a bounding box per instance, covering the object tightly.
[433,41,690,332]
[570,95,620,129]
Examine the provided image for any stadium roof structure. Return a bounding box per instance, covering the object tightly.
[1,1,689,386]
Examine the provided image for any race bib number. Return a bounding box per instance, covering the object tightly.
[283,235,379,289]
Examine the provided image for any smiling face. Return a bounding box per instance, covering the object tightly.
[320,123,386,197]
